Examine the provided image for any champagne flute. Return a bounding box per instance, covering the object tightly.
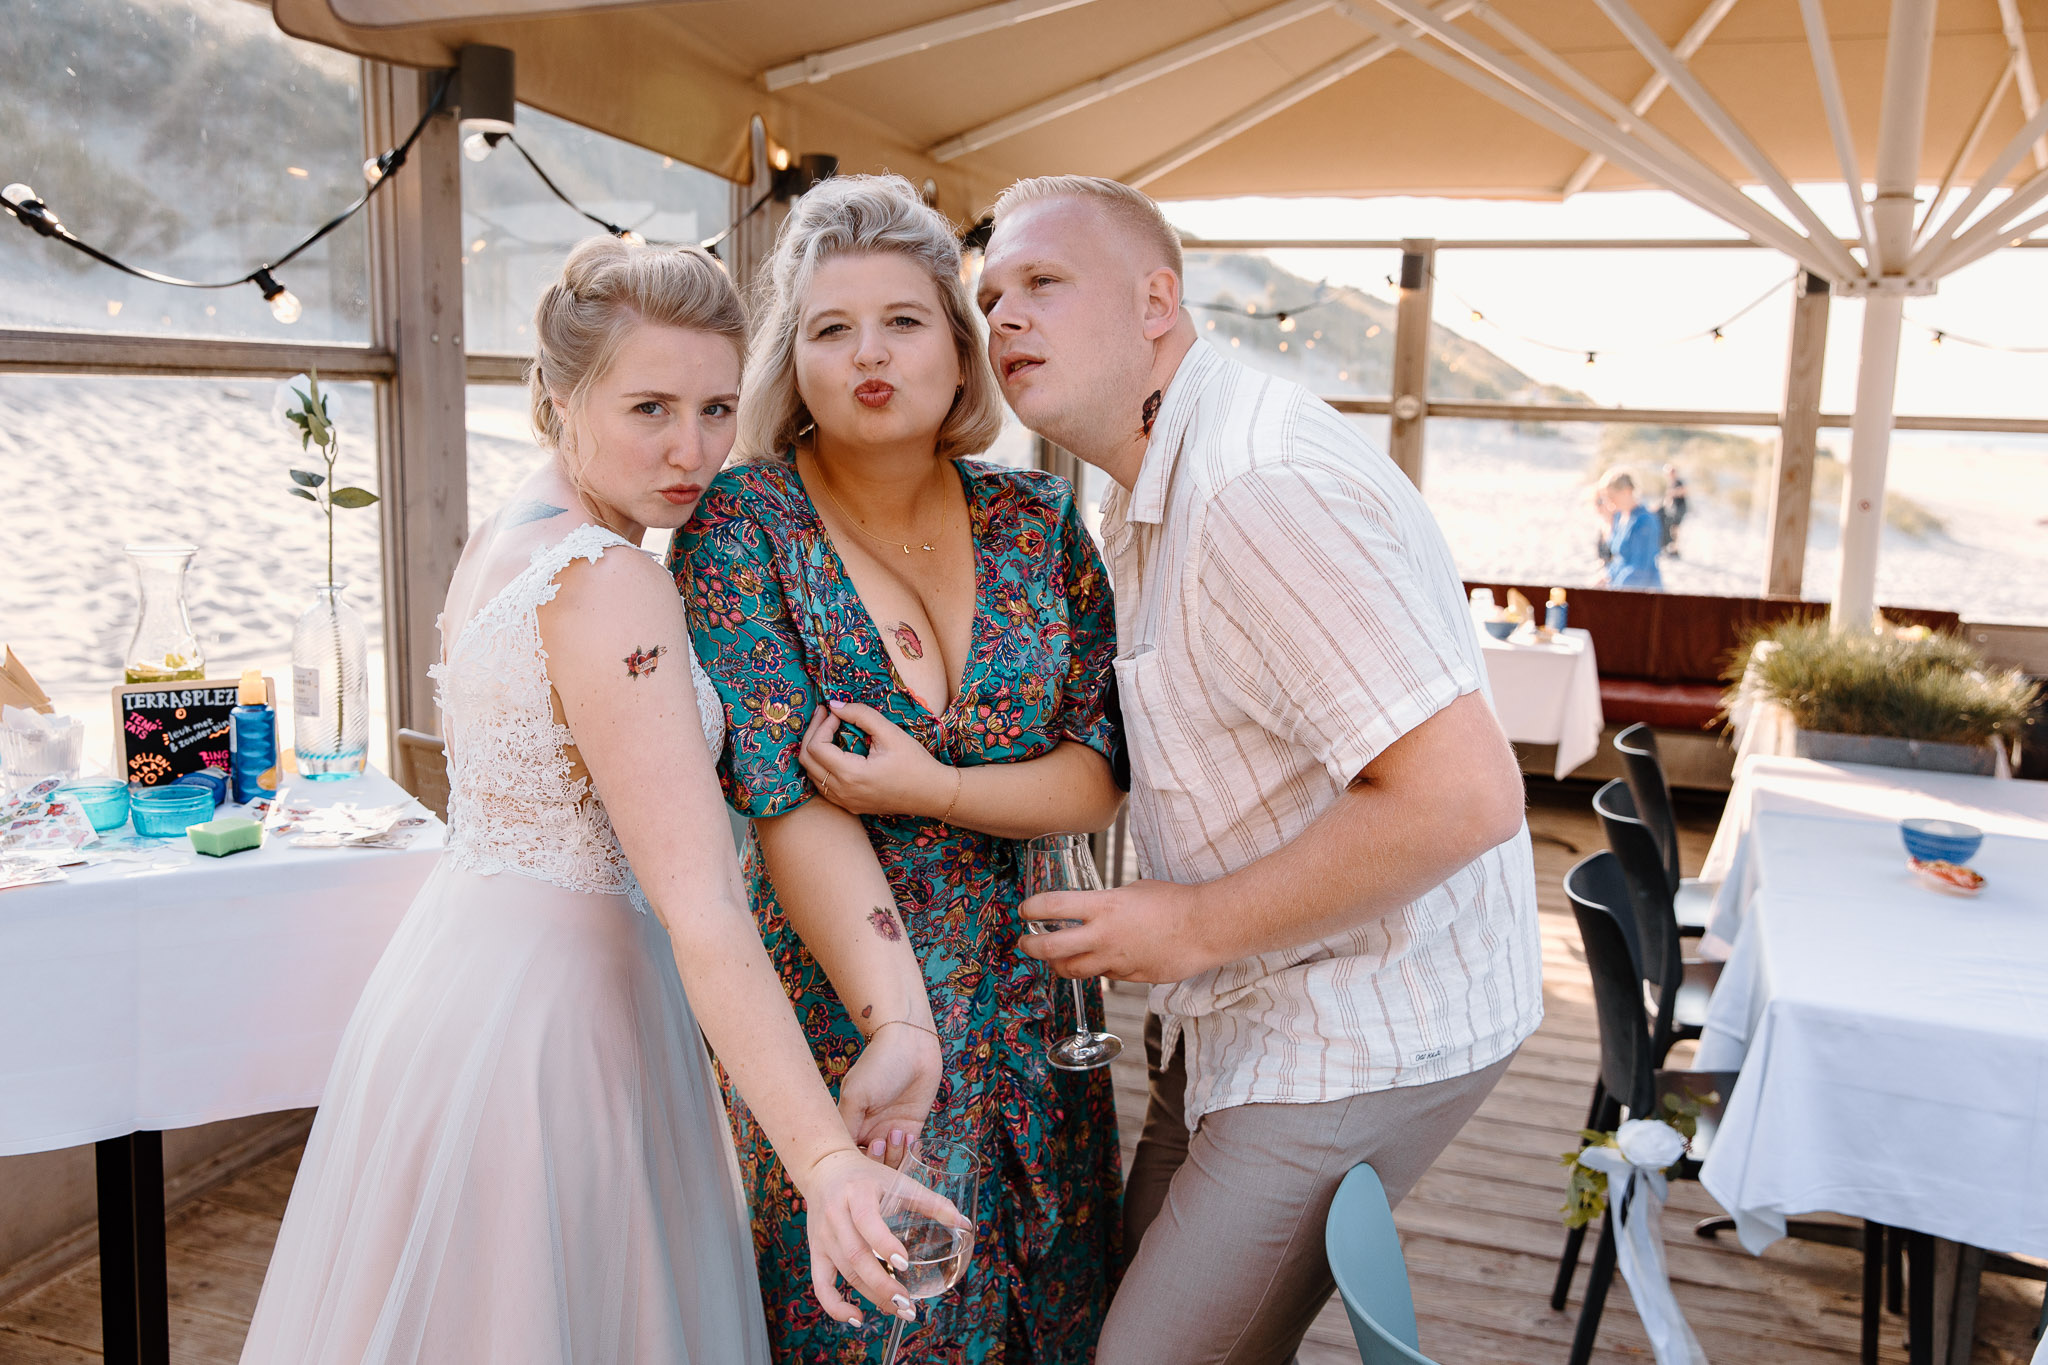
[875,1135,983,1365]
[1020,833,1123,1071]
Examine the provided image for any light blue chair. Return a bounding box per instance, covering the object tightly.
[1325,1164,1438,1365]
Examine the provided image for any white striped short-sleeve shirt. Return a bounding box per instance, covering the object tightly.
[1102,341,1543,1128]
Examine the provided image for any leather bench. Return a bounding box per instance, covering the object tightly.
[1462,582,1962,733]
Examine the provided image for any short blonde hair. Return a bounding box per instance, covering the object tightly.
[991,175,1184,288]
[527,235,745,452]
[738,174,1004,463]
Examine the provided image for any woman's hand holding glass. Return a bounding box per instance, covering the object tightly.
[799,699,956,819]
[793,1146,968,1329]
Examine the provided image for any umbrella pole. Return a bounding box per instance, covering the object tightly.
[1831,288,1902,632]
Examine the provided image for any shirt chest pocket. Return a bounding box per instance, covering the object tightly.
[1112,648,1205,799]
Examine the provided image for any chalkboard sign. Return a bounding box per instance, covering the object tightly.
[110,677,275,787]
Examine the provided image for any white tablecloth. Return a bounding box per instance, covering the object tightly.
[1698,756,2048,943]
[0,770,442,1156]
[1479,627,1605,779]
[1693,762,2048,1260]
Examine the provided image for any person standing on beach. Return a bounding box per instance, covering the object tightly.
[978,176,1543,1365]
[1599,466,1664,590]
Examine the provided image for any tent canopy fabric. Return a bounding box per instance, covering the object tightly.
[275,0,2048,223]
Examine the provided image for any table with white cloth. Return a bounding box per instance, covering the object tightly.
[1478,626,1605,779]
[0,769,442,1363]
[1692,756,2048,1360]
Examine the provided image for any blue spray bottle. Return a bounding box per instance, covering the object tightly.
[229,669,280,804]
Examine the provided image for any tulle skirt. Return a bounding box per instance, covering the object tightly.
[239,860,769,1365]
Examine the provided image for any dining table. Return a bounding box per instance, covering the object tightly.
[1477,625,1605,779]
[0,769,442,1364]
[1691,755,2048,1364]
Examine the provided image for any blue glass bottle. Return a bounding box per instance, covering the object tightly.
[229,670,280,805]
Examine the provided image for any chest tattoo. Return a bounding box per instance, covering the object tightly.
[889,622,925,660]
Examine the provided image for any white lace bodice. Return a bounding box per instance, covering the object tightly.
[428,523,724,911]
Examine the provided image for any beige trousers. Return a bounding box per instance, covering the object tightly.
[1097,1014,1511,1365]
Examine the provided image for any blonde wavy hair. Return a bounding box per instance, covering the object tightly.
[737,174,1004,462]
[527,235,746,462]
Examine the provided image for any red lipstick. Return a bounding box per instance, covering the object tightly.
[855,380,895,408]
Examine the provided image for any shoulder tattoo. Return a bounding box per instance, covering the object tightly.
[624,644,668,679]
[503,500,567,528]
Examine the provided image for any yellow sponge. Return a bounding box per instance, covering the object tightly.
[189,816,262,858]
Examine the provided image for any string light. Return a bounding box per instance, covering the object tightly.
[462,130,504,163]
[1,70,451,324]
[1711,327,1724,343]
[1585,351,1597,366]
[1904,316,2048,354]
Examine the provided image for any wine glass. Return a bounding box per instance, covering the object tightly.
[1020,833,1123,1071]
[875,1135,983,1365]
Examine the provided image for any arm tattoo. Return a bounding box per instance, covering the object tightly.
[888,622,925,660]
[867,906,904,942]
[623,644,668,679]
[861,1004,873,1019]
[503,500,567,528]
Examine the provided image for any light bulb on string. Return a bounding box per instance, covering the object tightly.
[1469,308,1484,323]
[1930,330,1945,350]
[617,229,646,247]
[1711,327,1724,344]
[462,131,503,163]
[1585,351,1597,366]
[362,157,385,187]
[1277,314,1296,332]
[253,267,300,325]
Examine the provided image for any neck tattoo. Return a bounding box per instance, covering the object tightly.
[1140,389,1163,438]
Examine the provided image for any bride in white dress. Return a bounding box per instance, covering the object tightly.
[240,239,949,1364]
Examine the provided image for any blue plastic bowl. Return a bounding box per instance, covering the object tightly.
[1483,620,1518,640]
[1899,817,1983,865]
[59,780,130,833]
[130,785,215,838]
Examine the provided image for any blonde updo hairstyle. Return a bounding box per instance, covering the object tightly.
[738,173,1004,463]
[527,235,747,486]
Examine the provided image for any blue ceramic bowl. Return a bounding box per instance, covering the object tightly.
[1483,620,1518,640]
[130,785,215,838]
[1899,817,1983,866]
[59,780,130,833]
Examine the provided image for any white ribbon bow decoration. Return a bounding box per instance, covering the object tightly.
[1577,1118,1708,1365]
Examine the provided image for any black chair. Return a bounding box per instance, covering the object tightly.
[1591,779,1720,1060]
[1551,787,1723,1312]
[1613,723,1715,937]
[1554,851,1738,1365]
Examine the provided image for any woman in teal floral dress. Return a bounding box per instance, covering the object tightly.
[672,174,1125,1363]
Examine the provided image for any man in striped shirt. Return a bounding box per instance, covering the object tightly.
[981,177,1544,1364]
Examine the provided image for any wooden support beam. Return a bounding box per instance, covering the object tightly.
[0,332,394,379]
[1764,270,1830,598]
[1387,239,1434,488]
[726,117,791,302]
[364,61,469,750]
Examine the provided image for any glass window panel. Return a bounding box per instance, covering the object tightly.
[462,106,732,355]
[0,373,387,770]
[1798,431,2048,625]
[1427,249,1794,412]
[1182,249,1401,398]
[1424,417,1775,595]
[1,0,370,341]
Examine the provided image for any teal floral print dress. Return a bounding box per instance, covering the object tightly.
[671,453,1124,1365]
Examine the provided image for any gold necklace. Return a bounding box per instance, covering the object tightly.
[811,465,942,555]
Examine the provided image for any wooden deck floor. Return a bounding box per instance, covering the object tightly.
[2,784,2043,1363]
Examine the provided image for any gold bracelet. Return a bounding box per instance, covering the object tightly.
[868,1018,940,1043]
[938,766,963,826]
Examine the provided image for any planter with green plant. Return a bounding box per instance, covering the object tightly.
[1722,620,2039,775]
